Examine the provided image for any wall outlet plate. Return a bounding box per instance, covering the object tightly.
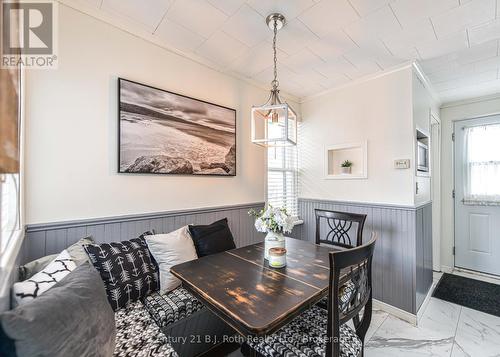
[394,159,410,169]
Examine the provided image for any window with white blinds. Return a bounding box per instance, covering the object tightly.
[267,146,298,218]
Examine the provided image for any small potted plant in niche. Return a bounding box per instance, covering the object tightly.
[341,160,353,174]
[249,205,294,260]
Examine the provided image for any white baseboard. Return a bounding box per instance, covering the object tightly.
[416,280,438,324]
[373,299,416,325]
[373,278,437,327]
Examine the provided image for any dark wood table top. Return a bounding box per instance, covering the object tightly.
[171,238,340,336]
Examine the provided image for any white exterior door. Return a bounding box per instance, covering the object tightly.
[454,115,500,276]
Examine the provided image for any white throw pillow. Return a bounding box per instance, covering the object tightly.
[12,250,76,306]
[145,226,198,292]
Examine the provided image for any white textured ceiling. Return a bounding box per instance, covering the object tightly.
[66,0,500,103]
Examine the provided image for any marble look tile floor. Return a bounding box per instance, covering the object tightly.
[228,273,500,356]
[227,301,500,357]
[366,299,500,357]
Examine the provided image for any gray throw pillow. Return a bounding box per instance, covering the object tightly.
[19,236,94,280]
[18,254,58,281]
[1,263,116,357]
[66,236,95,265]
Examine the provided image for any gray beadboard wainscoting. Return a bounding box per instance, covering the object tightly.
[22,202,266,263]
[13,199,430,316]
[294,198,433,315]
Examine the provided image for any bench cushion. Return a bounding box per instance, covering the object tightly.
[114,301,176,357]
[143,287,204,328]
[244,305,362,357]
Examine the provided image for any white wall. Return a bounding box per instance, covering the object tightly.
[440,95,500,270]
[24,5,296,224]
[299,67,416,206]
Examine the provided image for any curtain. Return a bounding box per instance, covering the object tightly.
[463,123,500,205]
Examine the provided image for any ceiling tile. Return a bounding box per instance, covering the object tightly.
[154,19,206,53]
[390,0,459,28]
[307,29,357,61]
[425,57,499,84]
[298,0,360,37]
[291,82,327,98]
[375,53,411,68]
[167,0,228,38]
[63,0,500,100]
[246,0,316,20]
[316,73,351,88]
[470,55,500,71]
[417,30,468,59]
[383,18,437,55]
[420,55,455,75]
[433,69,498,91]
[253,61,301,91]
[275,19,318,55]
[439,79,500,103]
[345,6,402,40]
[281,48,325,73]
[349,0,395,16]
[431,0,496,39]
[342,50,382,77]
[344,31,393,58]
[229,41,289,78]
[450,40,498,65]
[420,39,498,77]
[101,0,172,32]
[427,63,474,83]
[314,56,358,77]
[289,68,328,83]
[207,0,246,16]
[196,30,249,66]
[221,4,269,47]
[469,19,500,46]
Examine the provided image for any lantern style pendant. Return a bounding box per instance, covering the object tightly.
[251,13,297,147]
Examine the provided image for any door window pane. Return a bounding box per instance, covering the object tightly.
[464,123,500,205]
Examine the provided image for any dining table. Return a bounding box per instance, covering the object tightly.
[170,237,343,345]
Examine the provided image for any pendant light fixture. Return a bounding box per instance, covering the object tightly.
[251,13,297,147]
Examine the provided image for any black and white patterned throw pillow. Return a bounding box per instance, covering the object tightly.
[12,250,76,306]
[84,237,159,310]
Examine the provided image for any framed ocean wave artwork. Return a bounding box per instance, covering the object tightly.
[118,78,236,176]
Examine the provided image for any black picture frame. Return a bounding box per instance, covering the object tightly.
[117,78,236,176]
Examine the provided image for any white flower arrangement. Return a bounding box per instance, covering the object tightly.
[249,205,294,234]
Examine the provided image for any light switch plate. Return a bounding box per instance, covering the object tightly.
[394,159,410,169]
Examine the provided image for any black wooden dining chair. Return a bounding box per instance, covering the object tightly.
[315,209,367,249]
[243,233,377,357]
